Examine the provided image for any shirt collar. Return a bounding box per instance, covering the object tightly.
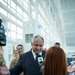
[31,49,42,60]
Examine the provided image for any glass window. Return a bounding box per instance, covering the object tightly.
[17,6,22,15]
[11,31,16,39]
[0,0,7,6]
[17,20,23,26]
[25,0,28,3]
[8,31,11,37]
[0,8,7,16]
[17,34,23,39]
[8,13,11,18]
[17,13,22,18]
[11,1,16,10]
[38,15,45,26]
[17,27,23,35]
[8,22,11,29]
[19,0,22,2]
[23,12,29,21]
[25,34,33,43]
[31,11,35,19]
[31,5,34,10]
[11,7,16,13]
[33,0,35,3]
[18,0,23,6]
[7,0,11,5]
[23,1,28,9]
[11,23,16,32]
[25,34,29,43]
[11,15,16,22]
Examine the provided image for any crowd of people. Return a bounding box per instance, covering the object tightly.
[9,44,24,75]
[0,35,75,75]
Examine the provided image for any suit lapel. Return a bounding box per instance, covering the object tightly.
[29,50,40,67]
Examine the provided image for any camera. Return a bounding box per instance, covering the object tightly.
[0,19,6,46]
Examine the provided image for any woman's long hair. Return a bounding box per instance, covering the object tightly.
[44,46,67,75]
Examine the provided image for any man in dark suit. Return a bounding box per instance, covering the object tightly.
[0,35,46,75]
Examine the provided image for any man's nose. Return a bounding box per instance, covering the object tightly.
[37,46,40,49]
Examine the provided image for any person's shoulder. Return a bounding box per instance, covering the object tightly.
[42,50,46,54]
[20,50,31,60]
[21,50,31,56]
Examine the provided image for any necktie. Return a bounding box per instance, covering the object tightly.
[36,54,40,64]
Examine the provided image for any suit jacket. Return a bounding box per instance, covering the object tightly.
[10,49,46,75]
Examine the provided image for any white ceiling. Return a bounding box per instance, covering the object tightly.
[49,0,75,46]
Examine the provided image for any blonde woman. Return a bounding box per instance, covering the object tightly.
[10,50,19,68]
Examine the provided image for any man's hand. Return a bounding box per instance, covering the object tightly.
[0,64,10,75]
[67,65,75,72]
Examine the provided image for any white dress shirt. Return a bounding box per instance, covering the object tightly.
[31,50,42,60]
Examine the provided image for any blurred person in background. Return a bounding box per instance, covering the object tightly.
[16,44,24,56]
[54,42,60,47]
[9,50,19,68]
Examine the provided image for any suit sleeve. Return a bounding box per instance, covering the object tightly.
[10,55,23,75]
